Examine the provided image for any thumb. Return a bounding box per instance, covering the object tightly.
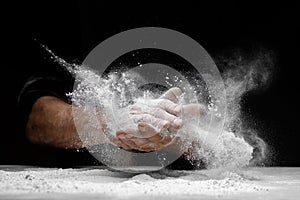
[159,87,182,103]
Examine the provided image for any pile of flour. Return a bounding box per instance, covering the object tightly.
[0,168,269,196]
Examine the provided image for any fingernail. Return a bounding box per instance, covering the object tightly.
[116,131,125,137]
[172,87,182,96]
[174,106,182,115]
[162,121,170,129]
[174,118,183,128]
[138,124,146,132]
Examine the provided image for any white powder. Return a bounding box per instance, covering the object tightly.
[41,45,274,170]
[0,168,269,196]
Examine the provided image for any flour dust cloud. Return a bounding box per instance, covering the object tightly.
[42,44,275,170]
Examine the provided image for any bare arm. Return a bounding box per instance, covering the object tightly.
[25,94,180,150]
[26,96,82,149]
[26,88,205,152]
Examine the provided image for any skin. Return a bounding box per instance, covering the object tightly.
[113,87,183,152]
[26,96,82,149]
[26,87,205,152]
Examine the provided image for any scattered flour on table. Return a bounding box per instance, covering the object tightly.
[0,46,275,197]
[0,168,269,196]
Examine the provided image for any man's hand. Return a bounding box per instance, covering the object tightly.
[113,87,183,152]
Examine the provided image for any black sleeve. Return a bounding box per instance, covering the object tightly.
[16,69,102,167]
[16,66,199,169]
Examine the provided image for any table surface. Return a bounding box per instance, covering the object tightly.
[0,166,300,200]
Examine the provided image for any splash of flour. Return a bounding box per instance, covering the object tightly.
[42,44,274,170]
[0,168,271,196]
[214,48,275,166]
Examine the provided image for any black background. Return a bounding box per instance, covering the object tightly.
[1,2,299,166]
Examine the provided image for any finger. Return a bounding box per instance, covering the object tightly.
[118,135,140,150]
[112,137,131,150]
[128,104,142,114]
[132,114,170,130]
[140,147,159,152]
[159,87,182,103]
[139,146,157,152]
[140,142,162,152]
[138,123,173,143]
[159,135,174,145]
[116,130,126,137]
[138,122,158,137]
[130,137,150,147]
[138,123,168,143]
[139,136,173,152]
[182,103,207,116]
[146,107,183,129]
[116,130,142,150]
[132,105,182,129]
[116,129,142,138]
[147,132,166,143]
[158,99,182,116]
[117,129,151,149]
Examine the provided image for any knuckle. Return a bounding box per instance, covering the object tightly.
[157,120,169,129]
[129,104,141,111]
[158,99,168,106]
[172,87,182,93]
[141,114,152,122]
[153,107,163,116]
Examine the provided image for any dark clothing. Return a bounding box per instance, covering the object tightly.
[15,45,195,169]
[16,51,103,167]
[3,2,197,169]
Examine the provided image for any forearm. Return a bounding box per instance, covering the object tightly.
[26,96,83,149]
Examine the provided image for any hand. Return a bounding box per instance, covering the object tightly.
[113,87,183,152]
[181,103,207,118]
